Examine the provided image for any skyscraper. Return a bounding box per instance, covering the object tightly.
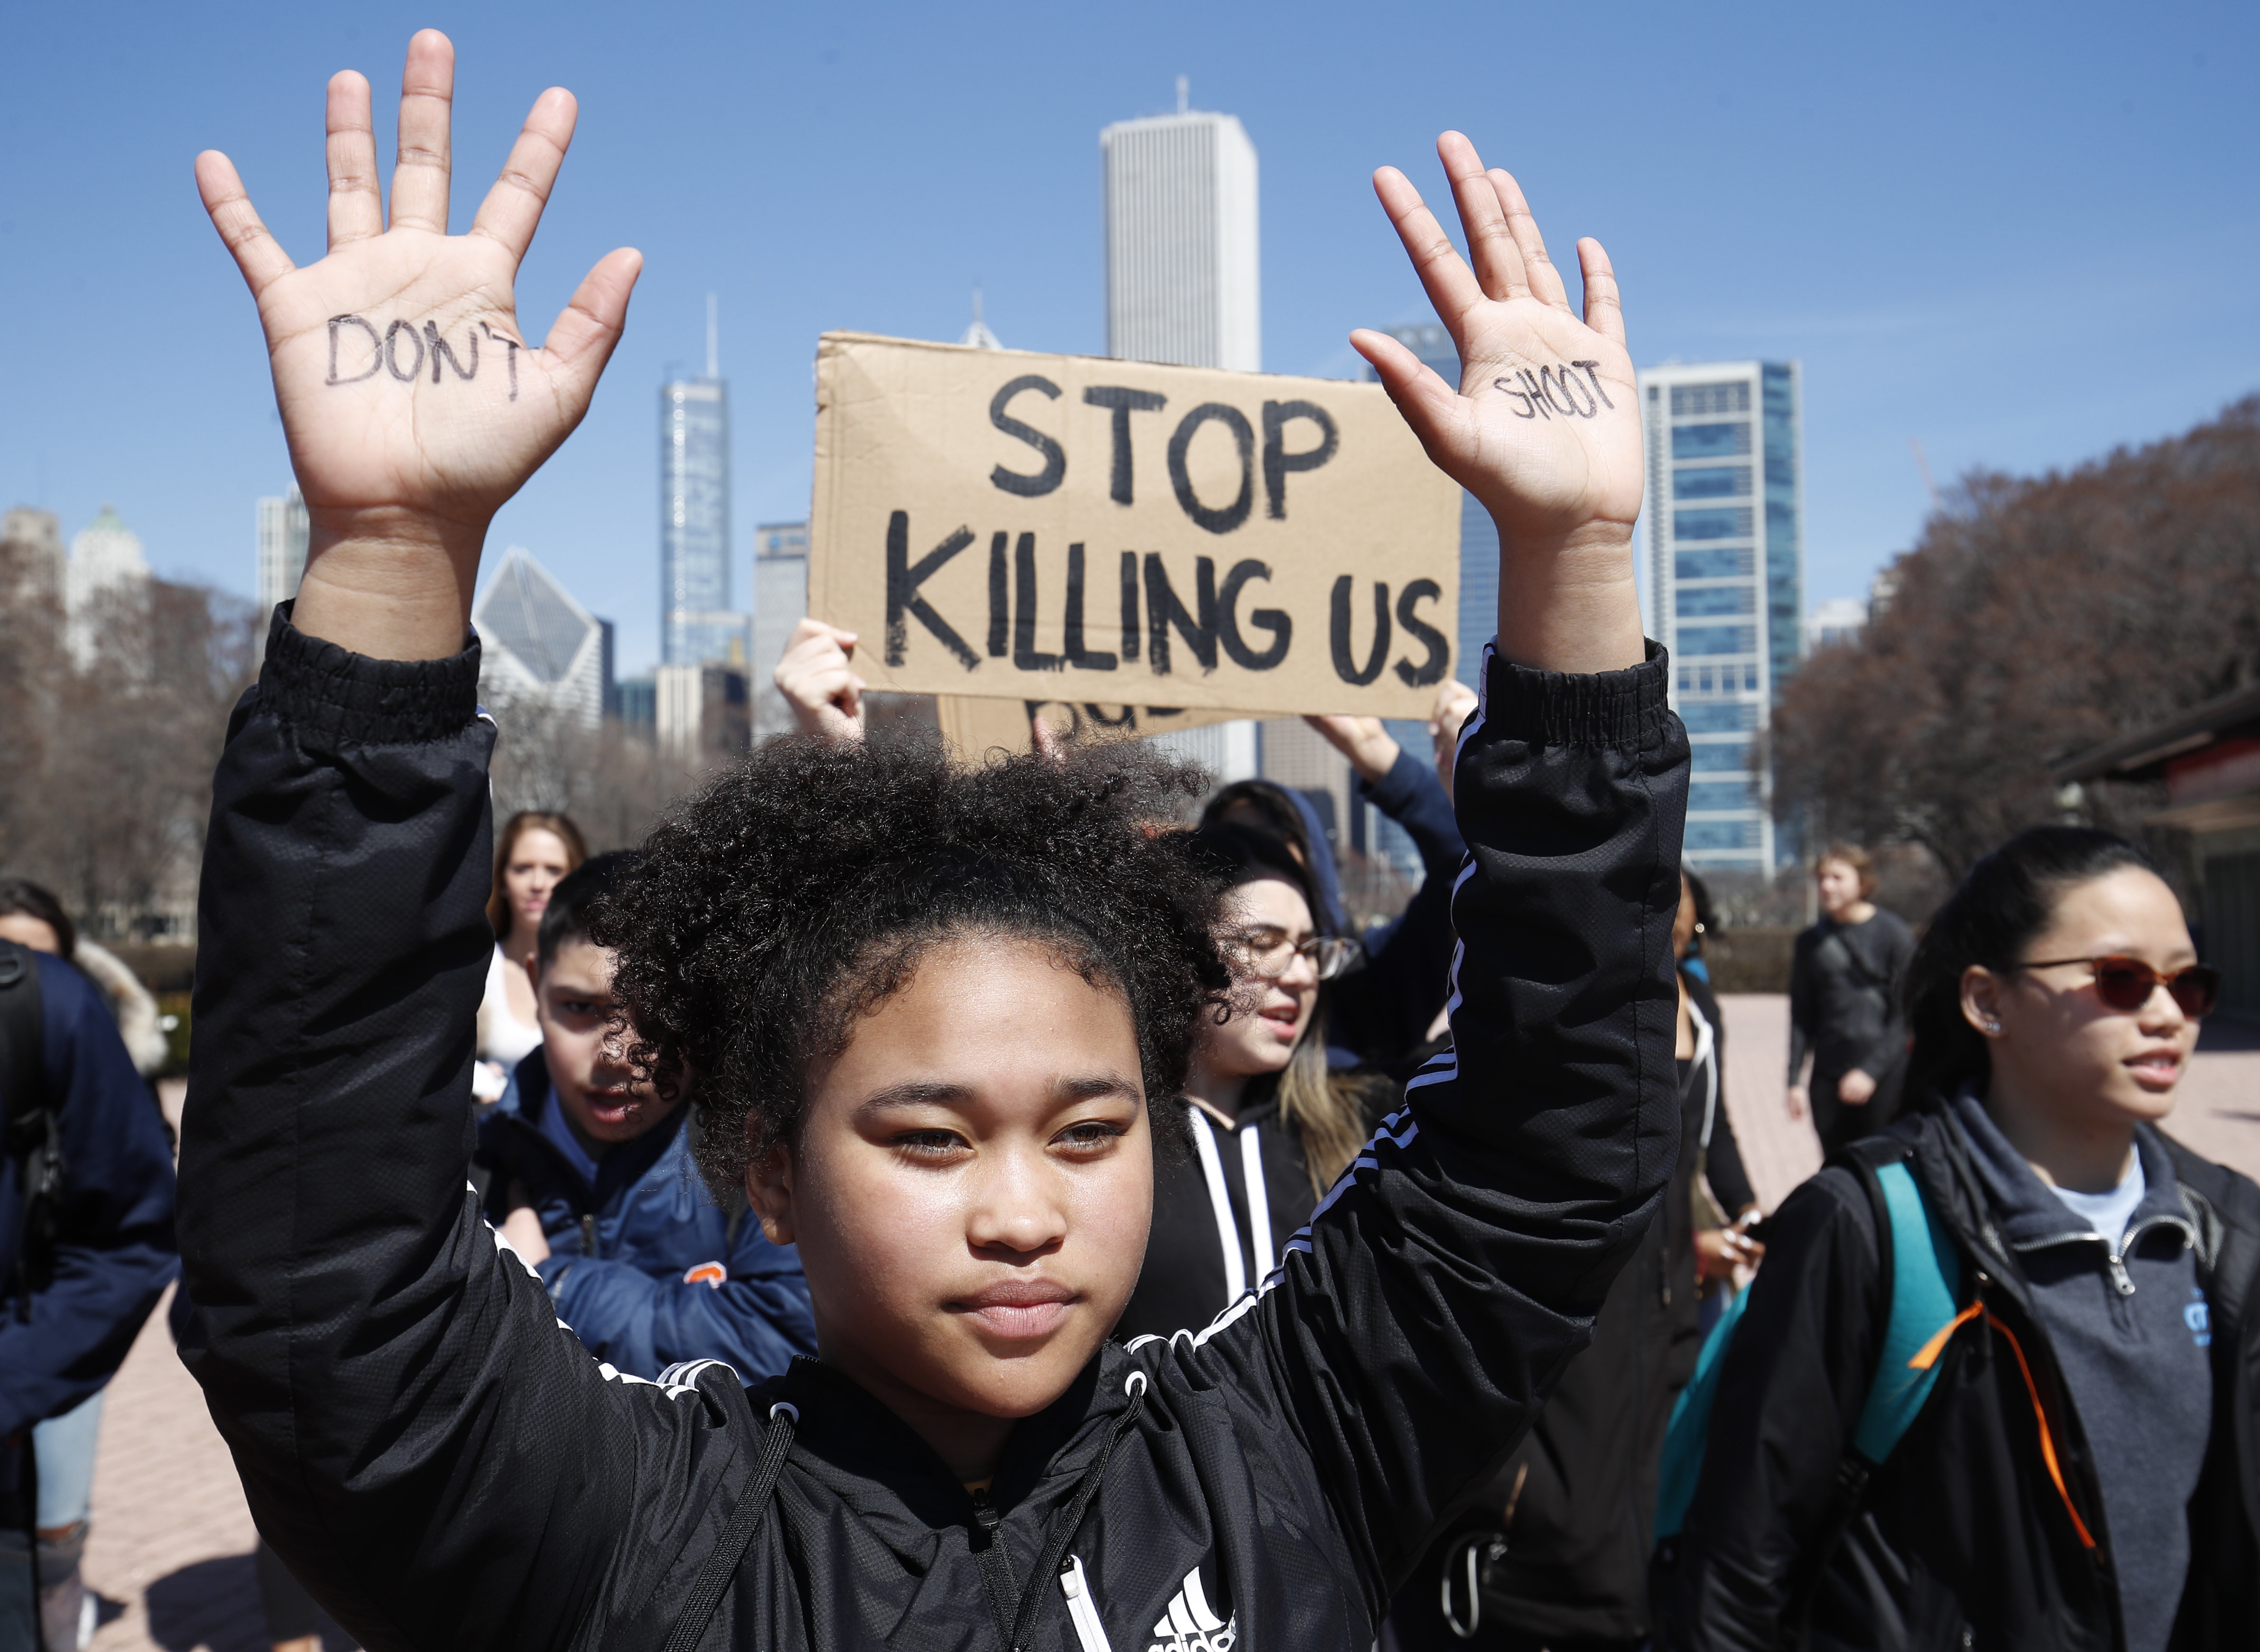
[473,546,614,730]
[1639,360,1806,872]
[256,486,309,615]
[1102,86,1263,792]
[660,297,749,669]
[1101,87,1260,371]
[750,521,810,738]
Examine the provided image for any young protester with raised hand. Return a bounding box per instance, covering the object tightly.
[478,854,815,1383]
[1205,713,1467,1075]
[180,35,1680,1651]
[1661,828,2260,1652]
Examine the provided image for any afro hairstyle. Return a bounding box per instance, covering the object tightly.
[589,731,1232,1198]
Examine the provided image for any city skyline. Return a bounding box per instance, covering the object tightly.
[6,6,2253,678]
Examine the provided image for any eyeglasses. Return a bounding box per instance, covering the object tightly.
[2018,955,2222,1018]
[1220,925,1360,982]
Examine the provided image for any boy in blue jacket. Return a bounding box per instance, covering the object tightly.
[479,854,815,1382]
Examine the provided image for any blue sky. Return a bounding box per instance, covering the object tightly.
[4,0,2255,673]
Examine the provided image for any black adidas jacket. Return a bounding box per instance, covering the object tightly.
[1658,1106,2260,1652]
[176,614,1687,1652]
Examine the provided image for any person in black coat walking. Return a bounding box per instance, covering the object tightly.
[1787,842,1917,1156]
[1663,826,2258,1652]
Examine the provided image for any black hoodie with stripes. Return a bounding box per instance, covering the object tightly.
[176,614,1686,1652]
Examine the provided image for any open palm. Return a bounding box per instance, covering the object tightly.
[1351,133,1642,555]
[197,31,638,561]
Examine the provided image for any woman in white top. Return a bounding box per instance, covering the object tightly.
[474,811,586,1099]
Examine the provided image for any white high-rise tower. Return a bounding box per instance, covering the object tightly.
[1101,87,1260,372]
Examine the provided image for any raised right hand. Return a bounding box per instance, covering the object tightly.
[196,30,640,661]
[1351,134,1645,676]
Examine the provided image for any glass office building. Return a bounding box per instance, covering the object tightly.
[751,521,811,738]
[660,375,748,667]
[1639,360,1804,872]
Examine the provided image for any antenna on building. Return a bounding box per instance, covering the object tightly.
[1176,74,1188,114]
[1908,437,1941,510]
[706,292,719,379]
[961,286,1002,350]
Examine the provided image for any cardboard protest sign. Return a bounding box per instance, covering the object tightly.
[935,696,1241,760]
[810,333,1462,720]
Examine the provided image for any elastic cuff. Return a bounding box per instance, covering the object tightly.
[1479,638,1673,750]
[259,601,482,746]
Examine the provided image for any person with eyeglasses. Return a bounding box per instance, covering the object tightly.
[1660,826,2260,1652]
[1113,823,1399,1344]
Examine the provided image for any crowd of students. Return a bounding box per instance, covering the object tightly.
[6,28,2258,1652]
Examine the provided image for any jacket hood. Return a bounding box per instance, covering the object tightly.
[1947,1087,2189,1251]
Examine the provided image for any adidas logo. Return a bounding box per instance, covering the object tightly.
[1148,1566,1236,1652]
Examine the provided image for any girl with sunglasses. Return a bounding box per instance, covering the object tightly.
[1662,827,2260,1652]
[1113,824,1396,1343]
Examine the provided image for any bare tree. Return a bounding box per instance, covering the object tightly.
[1773,396,2260,880]
[0,568,259,938]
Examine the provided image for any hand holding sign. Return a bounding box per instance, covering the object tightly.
[196,30,640,660]
[774,618,867,743]
[1352,133,1645,677]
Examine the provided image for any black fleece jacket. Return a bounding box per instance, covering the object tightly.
[1660,1104,2260,1652]
[177,615,1686,1652]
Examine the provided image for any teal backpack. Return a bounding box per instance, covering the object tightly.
[1654,1145,1966,1542]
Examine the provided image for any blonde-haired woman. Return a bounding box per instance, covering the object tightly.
[474,811,586,1099]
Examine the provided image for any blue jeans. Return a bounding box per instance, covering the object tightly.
[32,1390,104,1533]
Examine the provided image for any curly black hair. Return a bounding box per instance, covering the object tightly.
[589,731,1231,1198]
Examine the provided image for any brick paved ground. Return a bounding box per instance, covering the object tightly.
[78,1014,2260,1649]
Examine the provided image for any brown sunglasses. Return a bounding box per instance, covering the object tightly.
[2018,955,2222,1018]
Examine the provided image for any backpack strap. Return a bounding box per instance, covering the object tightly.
[0,943,44,1134]
[0,941,58,1311]
[1851,1158,1963,1464]
[1652,1274,1751,1542]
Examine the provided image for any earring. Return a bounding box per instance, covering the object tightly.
[1983,1018,2001,1034]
